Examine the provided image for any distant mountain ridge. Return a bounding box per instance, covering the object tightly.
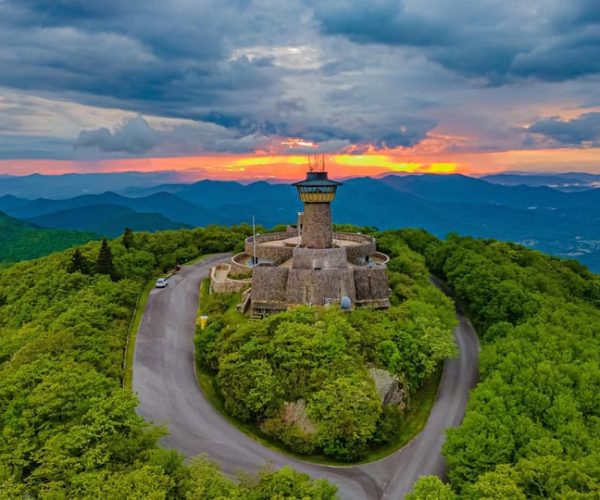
[0,171,182,199]
[482,172,600,192]
[1,173,599,271]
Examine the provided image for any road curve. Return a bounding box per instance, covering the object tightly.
[133,256,479,499]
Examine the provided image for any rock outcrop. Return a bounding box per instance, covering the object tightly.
[281,399,316,435]
[369,367,407,409]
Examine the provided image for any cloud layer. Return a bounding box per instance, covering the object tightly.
[0,0,599,162]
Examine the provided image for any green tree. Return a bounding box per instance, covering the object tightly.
[406,476,456,500]
[185,456,240,499]
[242,465,338,499]
[66,248,91,274]
[122,227,134,250]
[96,238,118,280]
[218,355,283,420]
[466,467,526,499]
[307,377,381,460]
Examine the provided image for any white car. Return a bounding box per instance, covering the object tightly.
[155,278,168,288]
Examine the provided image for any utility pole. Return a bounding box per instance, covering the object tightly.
[252,215,257,266]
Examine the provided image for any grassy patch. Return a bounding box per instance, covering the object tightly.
[199,278,210,316]
[122,280,154,389]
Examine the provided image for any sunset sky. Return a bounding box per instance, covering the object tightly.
[0,0,598,181]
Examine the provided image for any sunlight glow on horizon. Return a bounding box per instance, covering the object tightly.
[0,147,597,180]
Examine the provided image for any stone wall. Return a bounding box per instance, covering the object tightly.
[244,233,295,263]
[250,266,289,304]
[334,233,376,261]
[245,231,296,248]
[345,241,377,261]
[259,246,294,264]
[285,268,356,305]
[210,264,252,294]
[291,247,348,270]
[373,251,390,264]
[230,253,253,274]
[302,203,333,248]
[354,267,390,306]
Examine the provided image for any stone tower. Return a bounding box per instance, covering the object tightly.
[293,169,341,249]
[213,155,391,315]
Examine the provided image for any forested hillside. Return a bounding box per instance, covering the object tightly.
[401,230,600,498]
[3,222,598,498]
[0,226,336,498]
[0,211,95,264]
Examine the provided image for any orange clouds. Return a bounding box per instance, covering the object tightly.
[0,147,597,181]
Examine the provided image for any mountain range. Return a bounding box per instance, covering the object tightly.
[482,172,600,191]
[0,172,181,199]
[0,172,598,271]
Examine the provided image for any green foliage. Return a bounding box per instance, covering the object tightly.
[197,236,457,460]
[185,456,240,499]
[406,476,456,500]
[96,238,118,280]
[0,211,95,264]
[218,356,283,420]
[0,225,334,497]
[66,248,91,275]
[122,226,134,250]
[399,233,600,497]
[307,377,381,460]
[241,465,338,499]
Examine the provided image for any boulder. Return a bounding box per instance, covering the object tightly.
[369,367,407,408]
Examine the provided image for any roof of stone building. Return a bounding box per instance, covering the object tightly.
[292,171,342,187]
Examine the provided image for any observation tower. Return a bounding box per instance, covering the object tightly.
[210,155,391,316]
[293,155,341,249]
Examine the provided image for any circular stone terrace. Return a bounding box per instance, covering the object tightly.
[232,230,389,270]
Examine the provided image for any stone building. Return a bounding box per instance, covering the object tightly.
[211,164,391,315]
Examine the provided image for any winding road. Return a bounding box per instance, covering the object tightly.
[132,256,479,499]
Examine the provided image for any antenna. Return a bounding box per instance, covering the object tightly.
[307,154,326,172]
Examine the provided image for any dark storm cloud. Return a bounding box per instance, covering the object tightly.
[2,0,371,158]
[310,0,600,84]
[297,120,435,149]
[0,0,280,114]
[311,0,450,47]
[527,112,600,146]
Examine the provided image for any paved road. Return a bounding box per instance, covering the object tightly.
[133,256,479,499]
